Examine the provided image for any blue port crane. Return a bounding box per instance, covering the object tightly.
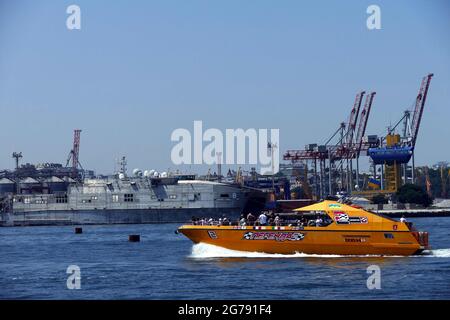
[368,73,434,191]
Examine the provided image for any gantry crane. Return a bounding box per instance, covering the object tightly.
[368,73,434,192]
[12,152,23,170]
[284,91,376,198]
[65,129,83,179]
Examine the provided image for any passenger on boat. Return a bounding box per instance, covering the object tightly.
[258,212,268,226]
[400,215,407,223]
[315,216,323,226]
[239,216,246,226]
[246,213,256,225]
[274,215,281,226]
[301,217,308,226]
[296,217,307,227]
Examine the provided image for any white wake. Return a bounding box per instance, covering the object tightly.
[190,243,450,259]
[191,243,361,259]
[421,248,450,258]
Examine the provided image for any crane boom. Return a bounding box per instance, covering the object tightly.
[72,130,81,170]
[411,73,433,148]
[283,92,369,162]
[355,92,376,157]
[345,91,365,147]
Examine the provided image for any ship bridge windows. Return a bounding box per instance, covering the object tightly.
[81,196,98,204]
[182,193,200,201]
[56,195,68,204]
[124,193,134,202]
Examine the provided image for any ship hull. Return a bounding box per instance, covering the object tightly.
[0,208,242,227]
[178,226,426,256]
[1,179,258,227]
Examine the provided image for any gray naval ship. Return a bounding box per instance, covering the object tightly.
[0,162,263,227]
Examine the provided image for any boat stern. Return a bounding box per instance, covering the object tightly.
[411,231,431,253]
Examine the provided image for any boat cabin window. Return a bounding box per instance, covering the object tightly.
[295,211,333,227]
[124,194,134,202]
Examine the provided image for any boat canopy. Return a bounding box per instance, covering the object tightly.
[294,200,365,213]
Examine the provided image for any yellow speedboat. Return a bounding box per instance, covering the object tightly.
[178,200,430,256]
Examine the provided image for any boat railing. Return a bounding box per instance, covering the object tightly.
[189,217,329,228]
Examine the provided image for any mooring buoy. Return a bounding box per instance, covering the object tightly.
[129,234,140,242]
[75,227,83,234]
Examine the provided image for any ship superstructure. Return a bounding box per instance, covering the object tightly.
[0,174,253,226]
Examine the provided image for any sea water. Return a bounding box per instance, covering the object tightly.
[1,217,450,299]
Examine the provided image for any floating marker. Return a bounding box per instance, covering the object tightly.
[129,234,140,242]
[75,227,83,234]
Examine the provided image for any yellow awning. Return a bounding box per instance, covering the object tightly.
[294,200,364,213]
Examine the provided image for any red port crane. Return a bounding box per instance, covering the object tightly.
[283,91,376,197]
[354,92,376,158]
[283,91,371,162]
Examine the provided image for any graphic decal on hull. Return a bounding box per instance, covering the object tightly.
[207,230,218,239]
[334,212,368,224]
[242,231,305,242]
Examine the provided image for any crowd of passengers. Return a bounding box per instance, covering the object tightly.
[191,211,333,227]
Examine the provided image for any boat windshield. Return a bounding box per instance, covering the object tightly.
[189,211,334,227]
[363,208,398,222]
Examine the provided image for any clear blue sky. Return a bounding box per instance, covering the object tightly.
[1,0,449,174]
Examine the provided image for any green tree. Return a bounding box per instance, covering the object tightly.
[372,194,388,204]
[396,184,433,207]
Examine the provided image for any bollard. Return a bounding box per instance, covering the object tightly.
[129,234,140,242]
[75,227,83,234]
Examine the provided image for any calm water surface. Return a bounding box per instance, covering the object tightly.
[1,217,450,299]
